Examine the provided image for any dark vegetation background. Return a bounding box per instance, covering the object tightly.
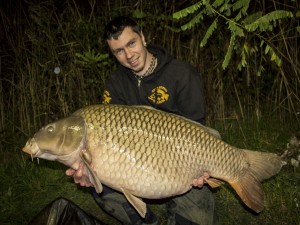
[0,0,299,224]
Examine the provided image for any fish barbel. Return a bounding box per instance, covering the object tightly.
[22,104,285,217]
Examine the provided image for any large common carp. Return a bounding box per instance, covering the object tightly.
[22,104,284,217]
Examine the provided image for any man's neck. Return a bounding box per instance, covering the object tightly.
[134,52,153,77]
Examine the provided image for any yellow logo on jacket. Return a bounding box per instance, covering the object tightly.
[148,86,169,104]
[102,90,112,104]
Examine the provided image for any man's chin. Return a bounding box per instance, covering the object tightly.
[132,68,143,74]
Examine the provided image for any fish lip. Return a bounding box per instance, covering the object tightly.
[22,138,40,157]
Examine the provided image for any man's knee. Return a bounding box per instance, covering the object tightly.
[92,186,158,225]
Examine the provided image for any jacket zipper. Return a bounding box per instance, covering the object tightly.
[137,78,142,87]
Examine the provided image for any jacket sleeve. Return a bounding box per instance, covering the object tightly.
[175,65,206,124]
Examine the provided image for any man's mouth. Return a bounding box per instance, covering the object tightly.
[129,58,139,67]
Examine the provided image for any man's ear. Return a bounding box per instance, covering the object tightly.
[141,32,147,47]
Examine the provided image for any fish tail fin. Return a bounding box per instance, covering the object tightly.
[243,150,285,181]
[229,150,285,213]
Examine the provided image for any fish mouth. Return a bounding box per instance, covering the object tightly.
[22,138,40,158]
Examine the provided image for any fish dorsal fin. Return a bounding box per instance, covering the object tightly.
[121,188,147,218]
[133,105,157,111]
[200,125,221,139]
[206,178,225,188]
[133,105,221,139]
[80,149,103,193]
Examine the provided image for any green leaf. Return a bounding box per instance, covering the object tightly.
[132,10,146,19]
[264,44,270,55]
[173,2,202,19]
[75,49,109,66]
[212,0,225,8]
[245,10,293,32]
[233,0,250,20]
[237,43,248,71]
[242,12,263,25]
[200,18,218,47]
[218,0,232,16]
[263,43,282,67]
[257,65,265,77]
[222,34,235,69]
[228,21,244,37]
[181,10,205,31]
[232,0,250,13]
[203,1,216,16]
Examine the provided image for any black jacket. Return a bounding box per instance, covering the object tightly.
[102,45,206,124]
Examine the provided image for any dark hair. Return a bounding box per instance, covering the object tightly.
[104,16,142,40]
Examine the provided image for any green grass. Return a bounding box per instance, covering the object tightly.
[0,116,299,225]
[212,116,300,225]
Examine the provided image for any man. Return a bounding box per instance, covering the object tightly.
[67,16,216,225]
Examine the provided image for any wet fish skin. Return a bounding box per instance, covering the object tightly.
[22,104,284,217]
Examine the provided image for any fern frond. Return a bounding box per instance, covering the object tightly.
[269,46,282,67]
[200,18,218,47]
[203,1,216,16]
[212,0,225,8]
[219,0,232,16]
[173,1,202,20]
[245,10,293,32]
[181,10,205,31]
[222,34,235,69]
[232,0,250,13]
[262,40,282,67]
[164,25,181,33]
[228,21,244,37]
[75,49,109,65]
[237,43,248,71]
[242,12,263,25]
[257,65,265,77]
[233,0,250,21]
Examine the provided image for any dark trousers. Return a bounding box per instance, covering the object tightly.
[93,185,217,225]
[28,197,107,225]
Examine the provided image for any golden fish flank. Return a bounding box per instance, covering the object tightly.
[22,104,284,218]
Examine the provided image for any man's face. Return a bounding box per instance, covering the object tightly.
[107,27,147,73]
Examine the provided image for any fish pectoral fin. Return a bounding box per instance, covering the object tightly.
[206,178,224,188]
[80,150,103,193]
[121,188,147,218]
[87,169,103,194]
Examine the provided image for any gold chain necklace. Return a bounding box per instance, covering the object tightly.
[133,55,157,87]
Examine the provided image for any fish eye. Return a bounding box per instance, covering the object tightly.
[46,126,54,133]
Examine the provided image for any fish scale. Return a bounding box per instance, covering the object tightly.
[75,105,245,193]
[23,104,285,218]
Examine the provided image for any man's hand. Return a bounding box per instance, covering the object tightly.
[65,162,94,187]
[192,172,210,188]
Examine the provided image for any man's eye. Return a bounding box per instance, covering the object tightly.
[129,41,136,47]
[114,49,123,55]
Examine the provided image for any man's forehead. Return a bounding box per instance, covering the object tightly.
[107,27,140,48]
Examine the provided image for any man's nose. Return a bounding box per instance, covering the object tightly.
[124,48,133,59]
